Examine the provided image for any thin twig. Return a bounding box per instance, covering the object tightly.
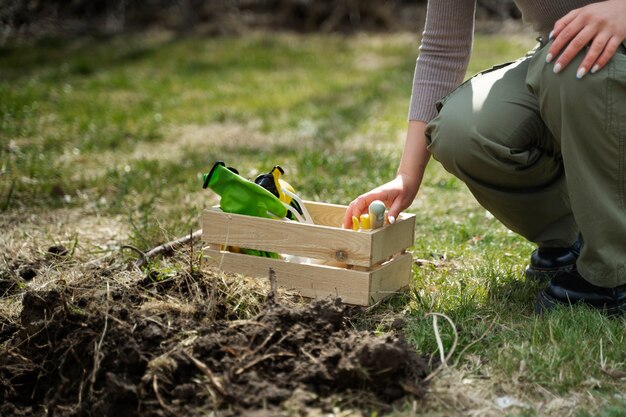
[414,258,442,267]
[267,267,277,302]
[183,350,228,398]
[89,282,110,398]
[433,315,446,366]
[228,320,272,329]
[234,352,296,376]
[300,347,332,380]
[189,228,194,275]
[244,331,276,359]
[152,374,179,417]
[120,244,147,273]
[424,312,458,382]
[131,229,203,269]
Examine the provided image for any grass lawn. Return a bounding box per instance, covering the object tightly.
[1,27,624,416]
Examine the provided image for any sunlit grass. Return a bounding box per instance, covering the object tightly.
[1,30,624,417]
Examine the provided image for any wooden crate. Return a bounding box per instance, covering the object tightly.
[202,201,415,306]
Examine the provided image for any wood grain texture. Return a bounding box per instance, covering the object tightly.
[369,252,413,303]
[201,201,415,305]
[202,201,416,267]
[302,201,347,227]
[203,208,374,266]
[371,217,416,265]
[204,248,374,305]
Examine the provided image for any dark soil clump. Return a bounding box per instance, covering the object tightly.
[0,271,428,416]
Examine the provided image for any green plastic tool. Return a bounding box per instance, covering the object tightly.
[202,161,287,259]
[203,161,288,219]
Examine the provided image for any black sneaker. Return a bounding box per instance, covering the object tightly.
[535,270,626,316]
[525,238,581,281]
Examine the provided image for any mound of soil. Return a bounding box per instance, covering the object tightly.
[0,270,428,416]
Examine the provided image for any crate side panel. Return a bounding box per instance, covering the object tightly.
[302,200,347,227]
[204,248,372,305]
[368,252,413,304]
[370,214,416,264]
[303,201,415,229]
[202,209,373,266]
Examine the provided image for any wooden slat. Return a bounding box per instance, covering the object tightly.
[371,216,416,265]
[201,200,415,306]
[203,201,415,266]
[202,209,374,266]
[369,252,413,303]
[204,248,373,305]
[302,200,415,228]
[302,200,347,227]
[303,200,416,265]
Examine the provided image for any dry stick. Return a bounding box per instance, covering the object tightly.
[234,352,296,376]
[189,228,194,274]
[414,258,442,267]
[120,245,147,273]
[77,369,86,407]
[423,312,458,383]
[89,282,110,398]
[244,331,276,359]
[300,347,333,380]
[237,330,288,371]
[57,279,71,317]
[183,350,228,398]
[132,229,203,269]
[228,320,272,330]
[267,267,277,302]
[152,374,179,417]
[433,316,446,367]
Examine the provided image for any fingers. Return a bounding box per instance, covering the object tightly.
[575,32,611,77]
[343,186,404,229]
[386,198,404,225]
[550,24,622,77]
[547,9,580,59]
[343,175,416,228]
[342,194,379,229]
[550,9,578,41]
[589,36,623,74]
[548,22,594,72]
[547,1,626,77]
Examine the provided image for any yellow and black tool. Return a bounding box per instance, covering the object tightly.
[254,165,311,223]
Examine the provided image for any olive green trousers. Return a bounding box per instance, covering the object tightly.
[425,42,626,288]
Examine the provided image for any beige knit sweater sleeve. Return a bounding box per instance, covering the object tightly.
[408,0,597,122]
[408,0,477,122]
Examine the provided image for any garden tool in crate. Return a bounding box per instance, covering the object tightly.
[202,161,312,258]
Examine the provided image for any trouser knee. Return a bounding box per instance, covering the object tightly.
[425,112,475,178]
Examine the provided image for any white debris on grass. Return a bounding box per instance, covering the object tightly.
[494,395,528,409]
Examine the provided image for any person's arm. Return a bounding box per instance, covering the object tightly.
[342,120,429,228]
[342,0,476,228]
[546,0,626,78]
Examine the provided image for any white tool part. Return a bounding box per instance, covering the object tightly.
[282,188,314,224]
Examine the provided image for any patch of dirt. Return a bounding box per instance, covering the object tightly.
[0,268,429,417]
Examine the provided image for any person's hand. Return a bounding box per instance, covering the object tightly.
[546,0,626,78]
[342,173,419,229]
[343,120,430,229]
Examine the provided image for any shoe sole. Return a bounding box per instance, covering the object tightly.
[525,264,576,282]
[535,291,626,316]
